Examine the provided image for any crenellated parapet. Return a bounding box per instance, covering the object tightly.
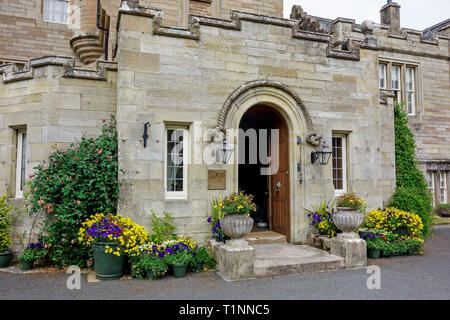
[117,1,449,63]
[0,56,117,85]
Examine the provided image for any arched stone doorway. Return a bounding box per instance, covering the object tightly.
[238,105,290,239]
[220,80,315,243]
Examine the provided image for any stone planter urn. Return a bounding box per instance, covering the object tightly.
[332,207,364,239]
[220,214,254,247]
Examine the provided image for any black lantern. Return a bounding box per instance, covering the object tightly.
[311,140,332,165]
[217,136,234,164]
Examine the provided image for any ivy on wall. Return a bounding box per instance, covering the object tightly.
[390,103,433,237]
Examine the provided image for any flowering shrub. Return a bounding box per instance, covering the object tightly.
[219,192,257,216]
[207,197,227,241]
[365,232,387,250]
[25,116,121,267]
[0,195,12,253]
[363,207,424,241]
[305,199,337,238]
[336,192,367,213]
[78,213,148,256]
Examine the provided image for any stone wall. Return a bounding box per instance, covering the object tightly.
[0,57,117,252]
[0,0,73,63]
[115,7,399,243]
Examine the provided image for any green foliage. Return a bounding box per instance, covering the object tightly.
[392,103,432,236]
[390,188,432,236]
[136,255,168,278]
[149,211,177,243]
[0,195,13,252]
[438,203,450,210]
[191,246,216,269]
[19,246,47,262]
[24,116,121,267]
[305,199,337,238]
[365,234,387,250]
[164,249,192,265]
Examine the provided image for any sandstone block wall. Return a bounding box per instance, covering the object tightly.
[0,59,117,252]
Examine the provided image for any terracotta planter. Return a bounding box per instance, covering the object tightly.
[332,207,364,239]
[220,214,254,240]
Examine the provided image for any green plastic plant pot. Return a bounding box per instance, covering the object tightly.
[367,248,381,259]
[92,242,125,280]
[172,263,187,278]
[0,252,12,268]
[192,262,203,273]
[20,259,34,270]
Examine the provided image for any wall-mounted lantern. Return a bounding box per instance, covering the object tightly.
[217,136,234,164]
[311,140,332,165]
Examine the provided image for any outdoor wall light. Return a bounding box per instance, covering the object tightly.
[217,136,234,164]
[311,140,332,165]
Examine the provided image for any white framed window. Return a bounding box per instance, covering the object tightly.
[391,65,401,102]
[440,172,447,204]
[43,0,69,24]
[405,67,416,115]
[379,64,387,89]
[15,129,27,198]
[426,171,435,206]
[332,135,347,195]
[164,127,188,199]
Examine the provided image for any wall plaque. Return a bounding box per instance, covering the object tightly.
[208,170,226,190]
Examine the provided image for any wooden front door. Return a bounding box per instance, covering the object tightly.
[269,114,290,240]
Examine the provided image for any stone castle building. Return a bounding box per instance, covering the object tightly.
[0,0,449,249]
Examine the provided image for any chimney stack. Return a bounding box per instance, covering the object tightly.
[380,1,401,33]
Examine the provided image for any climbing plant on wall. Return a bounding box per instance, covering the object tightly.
[25,116,121,267]
[390,103,432,237]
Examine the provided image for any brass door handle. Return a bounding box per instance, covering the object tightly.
[275,181,281,192]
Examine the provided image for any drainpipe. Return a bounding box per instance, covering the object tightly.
[96,0,109,60]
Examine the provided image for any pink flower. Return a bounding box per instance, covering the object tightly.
[97,149,102,155]
[75,158,79,161]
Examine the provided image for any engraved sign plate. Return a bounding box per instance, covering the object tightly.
[208,170,226,190]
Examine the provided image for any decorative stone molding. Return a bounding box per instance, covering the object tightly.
[216,80,322,146]
[290,5,328,34]
[0,56,117,84]
[118,1,449,62]
[70,34,105,65]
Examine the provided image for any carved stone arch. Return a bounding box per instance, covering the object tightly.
[217,80,322,145]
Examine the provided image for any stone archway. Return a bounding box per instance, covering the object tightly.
[220,80,316,243]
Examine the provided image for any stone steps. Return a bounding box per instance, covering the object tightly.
[253,243,345,278]
[244,231,287,245]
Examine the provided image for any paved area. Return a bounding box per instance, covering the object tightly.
[253,243,344,277]
[0,227,449,300]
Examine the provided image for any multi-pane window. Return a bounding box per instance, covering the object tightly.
[165,128,188,199]
[391,65,401,101]
[405,67,415,115]
[43,0,69,24]
[379,61,418,116]
[427,171,435,206]
[332,135,347,195]
[379,64,387,89]
[440,172,447,204]
[15,129,27,198]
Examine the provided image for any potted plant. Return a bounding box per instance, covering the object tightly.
[207,197,230,243]
[218,192,257,244]
[137,255,168,280]
[305,199,338,238]
[333,192,367,239]
[365,233,386,259]
[0,195,13,268]
[18,242,47,270]
[165,250,192,278]
[404,238,423,256]
[78,213,148,280]
[437,203,450,217]
[190,246,216,272]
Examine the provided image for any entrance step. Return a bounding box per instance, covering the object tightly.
[253,243,345,278]
[244,231,287,245]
